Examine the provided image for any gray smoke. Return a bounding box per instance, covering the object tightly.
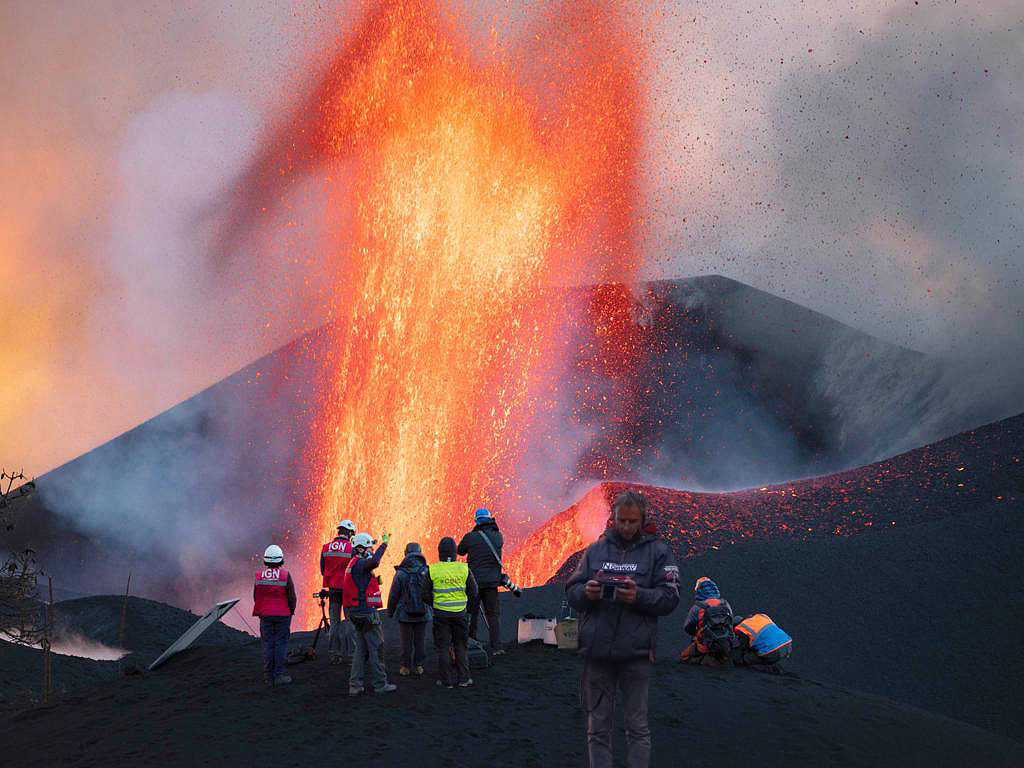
[644,1,1024,476]
[20,2,1024,615]
[649,1,1023,359]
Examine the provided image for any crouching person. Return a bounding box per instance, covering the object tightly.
[733,613,792,671]
[679,576,735,667]
[253,544,296,685]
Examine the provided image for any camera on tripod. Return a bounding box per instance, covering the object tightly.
[500,572,522,597]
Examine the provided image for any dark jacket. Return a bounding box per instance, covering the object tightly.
[348,542,387,614]
[422,560,479,618]
[565,527,680,662]
[386,552,431,623]
[457,519,504,588]
[683,578,724,636]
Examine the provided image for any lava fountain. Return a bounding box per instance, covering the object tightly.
[268,1,645,623]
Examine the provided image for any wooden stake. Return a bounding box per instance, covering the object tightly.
[42,576,53,704]
[118,572,131,674]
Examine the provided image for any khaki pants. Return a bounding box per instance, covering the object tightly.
[585,658,652,768]
[348,611,387,692]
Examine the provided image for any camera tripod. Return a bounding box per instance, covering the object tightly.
[310,591,331,653]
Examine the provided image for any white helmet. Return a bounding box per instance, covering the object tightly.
[337,519,356,535]
[351,532,374,552]
[263,544,284,565]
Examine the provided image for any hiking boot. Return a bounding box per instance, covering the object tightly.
[399,666,411,676]
[457,678,474,688]
[273,674,292,685]
[413,665,424,676]
[436,680,454,689]
[374,683,397,694]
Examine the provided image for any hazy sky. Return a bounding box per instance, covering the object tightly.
[1,0,1021,478]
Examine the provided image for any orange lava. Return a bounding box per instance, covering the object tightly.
[283,1,644,625]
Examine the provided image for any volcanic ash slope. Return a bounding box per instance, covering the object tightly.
[1,620,1022,767]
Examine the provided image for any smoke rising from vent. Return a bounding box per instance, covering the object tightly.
[5,2,1023,615]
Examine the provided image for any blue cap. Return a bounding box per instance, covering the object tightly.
[475,508,491,521]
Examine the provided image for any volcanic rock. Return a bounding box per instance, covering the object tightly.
[525,411,1023,586]
[3,497,1023,764]
[16,276,1015,615]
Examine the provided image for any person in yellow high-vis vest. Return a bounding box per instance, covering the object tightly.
[424,536,479,688]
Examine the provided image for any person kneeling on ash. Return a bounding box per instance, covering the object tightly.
[733,613,792,671]
[253,544,296,686]
[679,576,735,666]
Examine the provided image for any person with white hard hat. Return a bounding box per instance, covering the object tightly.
[320,519,357,664]
[341,532,396,695]
[252,544,297,685]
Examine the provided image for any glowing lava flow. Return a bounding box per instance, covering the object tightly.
[505,414,1024,586]
[287,2,643,624]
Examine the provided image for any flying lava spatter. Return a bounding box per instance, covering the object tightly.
[251,1,647,624]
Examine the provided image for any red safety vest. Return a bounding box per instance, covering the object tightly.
[253,567,291,617]
[341,557,383,610]
[321,537,353,588]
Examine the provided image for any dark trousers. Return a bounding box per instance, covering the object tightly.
[399,621,427,668]
[433,611,470,686]
[585,658,652,768]
[738,643,791,667]
[468,585,501,648]
[259,616,291,682]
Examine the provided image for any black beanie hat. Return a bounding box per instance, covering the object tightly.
[438,536,457,561]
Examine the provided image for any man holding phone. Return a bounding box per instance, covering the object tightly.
[565,489,681,768]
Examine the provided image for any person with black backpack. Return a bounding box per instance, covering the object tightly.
[679,576,735,666]
[386,541,431,677]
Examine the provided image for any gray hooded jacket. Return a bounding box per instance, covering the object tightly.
[565,527,681,662]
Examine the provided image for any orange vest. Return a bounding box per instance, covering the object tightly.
[341,557,383,611]
[253,567,290,617]
[735,613,792,655]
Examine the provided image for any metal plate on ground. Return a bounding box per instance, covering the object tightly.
[149,598,240,670]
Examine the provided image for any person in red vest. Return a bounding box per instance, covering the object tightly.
[320,519,356,664]
[342,532,396,695]
[252,544,297,685]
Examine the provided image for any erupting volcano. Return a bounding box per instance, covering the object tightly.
[239,1,647,623]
